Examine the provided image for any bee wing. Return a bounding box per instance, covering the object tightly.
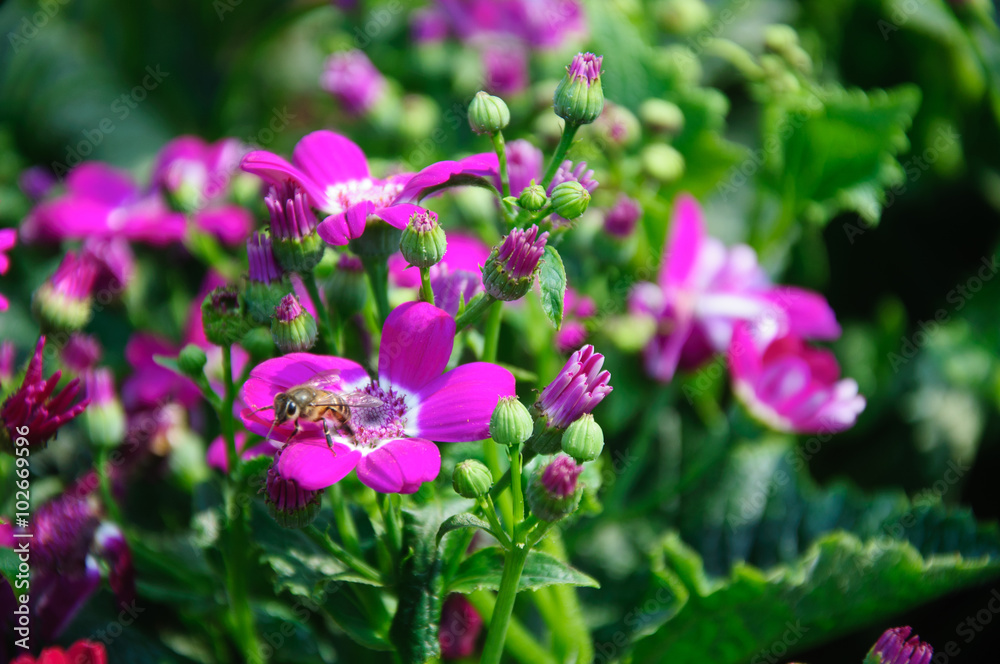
[311,391,385,408]
[298,369,347,391]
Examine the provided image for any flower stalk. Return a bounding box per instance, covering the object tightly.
[302,270,338,355]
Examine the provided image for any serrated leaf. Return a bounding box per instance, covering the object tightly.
[447,547,600,594]
[390,510,445,664]
[415,173,498,203]
[436,513,495,547]
[538,245,567,329]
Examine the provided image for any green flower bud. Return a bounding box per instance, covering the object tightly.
[527,455,583,522]
[641,144,686,183]
[270,294,317,354]
[656,0,711,35]
[561,414,604,463]
[554,53,605,126]
[325,254,369,318]
[177,344,208,378]
[639,99,685,135]
[468,91,511,135]
[550,181,591,220]
[348,218,402,259]
[82,369,126,450]
[453,459,494,499]
[201,286,247,347]
[490,396,534,447]
[400,211,447,269]
[518,181,548,212]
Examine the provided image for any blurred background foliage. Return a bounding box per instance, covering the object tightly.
[2,0,1000,661]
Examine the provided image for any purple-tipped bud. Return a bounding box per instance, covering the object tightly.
[865,627,934,664]
[527,454,583,521]
[320,50,386,116]
[530,345,613,454]
[266,182,325,273]
[265,453,322,528]
[83,368,126,449]
[201,286,246,346]
[245,231,292,324]
[271,293,317,354]
[32,251,98,331]
[61,334,103,374]
[604,195,642,238]
[1,336,89,454]
[482,226,549,301]
[568,52,603,85]
[400,211,447,269]
[439,593,483,660]
[549,160,599,195]
[247,231,284,285]
[554,52,605,125]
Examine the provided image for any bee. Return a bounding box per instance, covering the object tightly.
[252,370,383,452]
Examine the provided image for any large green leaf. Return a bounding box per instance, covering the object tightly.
[538,245,567,329]
[390,509,446,664]
[448,546,600,594]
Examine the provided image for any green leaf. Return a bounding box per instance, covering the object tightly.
[390,510,446,664]
[538,245,567,329]
[436,513,495,547]
[447,547,600,594]
[0,547,21,595]
[413,173,499,203]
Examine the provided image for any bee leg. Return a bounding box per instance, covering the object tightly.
[322,419,338,457]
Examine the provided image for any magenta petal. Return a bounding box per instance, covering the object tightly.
[411,362,516,442]
[356,438,441,494]
[66,162,138,206]
[372,203,427,230]
[0,228,18,251]
[278,442,362,491]
[194,206,254,245]
[728,323,762,384]
[379,302,455,393]
[767,287,842,340]
[317,201,374,246]
[393,153,499,204]
[25,198,113,242]
[240,149,330,211]
[292,130,371,187]
[0,294,7,311]
[664,194,705,288]
[241,353,370,414]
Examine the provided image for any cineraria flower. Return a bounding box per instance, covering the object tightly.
[427,0,585,50]
[389,231,491,316]
[0,337,88,454]
[482,43,529,95]
[61,333,103,374]
[82,236,136,294]
[535,344,613,430]
[439,594,483,659]
[864,626,933,664]
[555,288,597,352]
[11,640,107,664]
[483,225,549,301]
[0,228,16,311]
[151,136,253,245]
[240,302,516,493]
[320,50,387,116]
[629,194,841,382]
[728,323,866,434]
[243,131,474,246]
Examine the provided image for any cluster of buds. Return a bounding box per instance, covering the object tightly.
[265,181,325,273]
[482,225,549,301]
[270,293,317,354]
[32,251,98,332]
[529,345,612,455]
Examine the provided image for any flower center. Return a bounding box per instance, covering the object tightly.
[349,382,408,449]
[326,178,405,214]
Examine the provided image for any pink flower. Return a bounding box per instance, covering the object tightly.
[433,0,585,50]
[867,626,933,664]
[728,323,865,434]
[0,228,15,311]
[536,344,612,429]
[629,194,841,382]
[240,302,516,493]
[320,50,387,116]
[389,231,491,315]
[151,136,253,245]
[482,43,528,95]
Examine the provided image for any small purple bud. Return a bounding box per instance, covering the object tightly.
[274,293,304,323]
[535,344,613,430]
[266,182,318,241]
[865,626,934,664]
[542,455,583,498]
[320,50,386,116]
[61,333,103,374]
[247,231,284,285]
[271,293,317,354]
[548,160,599,195]
[482,225,549,301]
[568,52,603,85]
[32,251,98,331]
[604,195,642,238]
[527,454,584,521]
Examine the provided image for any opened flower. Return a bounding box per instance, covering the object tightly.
[629,194,841,382]
[728,323,866,434]
[240,302,516,493]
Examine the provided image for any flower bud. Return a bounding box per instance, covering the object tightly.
[527,455,583,522]
[592,102,640,149]
[639,99,684,135]
[641,144,685,183]
[32,251,97,332]
[518,181,548,212]
[266,183,326,273]
[244,231,292,324]
[554,53,605,126]
[270,293,318,354]
[201,286,246,347]
[490,396,533,447]
[561,414,604,463]
[656,0,711,35]
[550,181,591,220]
[265,456,322,528]
[348,218,402,259]
[603,195,642,239]
[482,226,549,301]
[82,368,126,449]
[468,91,511,135]
[452,459,494,499]
[325,254,368,318]
[400,211,447,269]
[864,626,933,664]
[177,344,208,377]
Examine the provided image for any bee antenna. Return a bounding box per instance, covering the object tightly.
[253,404,275,413]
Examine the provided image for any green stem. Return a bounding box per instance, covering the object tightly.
[483,298,503,362]
[523,203,554,229]
[97,448,122,523]
[490,448,537,501]
[454,292,498,331]
[303,270,337,355]
[508,446,524,544]
[361,256,392,324]
[377,493,402,562]
[327,484,363,559]
[479,495,512,549]
[419,266,435,305]
[467,591,558,664]
[221,345,238,476]
[540,123,580,189]
[479,545,530,664]
[304,525,382,583]
[491,131,510,198]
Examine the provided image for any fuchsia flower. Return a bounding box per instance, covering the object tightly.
[439,593,483,659]
[240,302,516,493]
[629,194,841,382]
[536,344,612,429]
[0,228,15,311]
[866,626,933,664]
[504,139,544,198]
[482,43,529,95]
[429,0,585,50]
[151,136,253,245]
[389,231,491,315]
[11,640,107,664]
[728,324,865,434]
[0,337,88,453]
[321,50,387,116]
